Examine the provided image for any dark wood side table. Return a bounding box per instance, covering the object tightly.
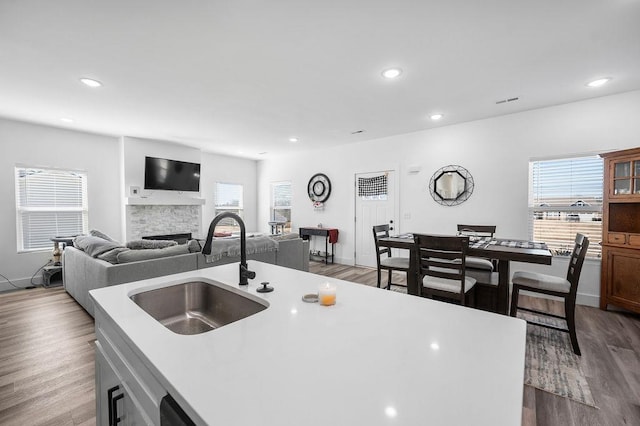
[299,227,338,264]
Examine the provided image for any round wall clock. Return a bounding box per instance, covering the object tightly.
[307,173,332,203]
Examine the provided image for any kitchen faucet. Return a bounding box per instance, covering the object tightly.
[202,212,256,286]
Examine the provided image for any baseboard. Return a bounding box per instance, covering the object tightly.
[0,276,39,293]
[576,292,600,308]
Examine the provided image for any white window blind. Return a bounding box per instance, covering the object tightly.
[271,181,292,232]
[529,155,603,258]
[15,167,88,251]
[214,182,243,229]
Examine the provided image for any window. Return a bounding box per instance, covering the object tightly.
[271,181,292,232]
[15,166,88,252]
[214,182,243,232]
[529,155,603,258]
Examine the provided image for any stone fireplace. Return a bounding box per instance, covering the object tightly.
[126,204,201,241]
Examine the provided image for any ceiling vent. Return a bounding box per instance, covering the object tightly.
[496,97,520,105]
[351,130,365,134]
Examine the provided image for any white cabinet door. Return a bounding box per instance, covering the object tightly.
[95,342,150,426]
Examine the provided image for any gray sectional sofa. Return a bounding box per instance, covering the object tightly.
[63,234,309,316]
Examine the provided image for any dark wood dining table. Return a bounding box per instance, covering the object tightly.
[377,234,553,314]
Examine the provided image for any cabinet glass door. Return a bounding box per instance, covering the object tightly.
[613,161,632,195]
[615,161,631,178]
[635,161,640,194]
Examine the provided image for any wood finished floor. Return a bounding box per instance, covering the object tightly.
[0,262,638,426]
[0,286,96,426]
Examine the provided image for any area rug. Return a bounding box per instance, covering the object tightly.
[521,313,597,408]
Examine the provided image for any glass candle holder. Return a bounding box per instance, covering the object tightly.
[318,282,336,306]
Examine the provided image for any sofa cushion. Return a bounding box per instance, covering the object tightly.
[98,247,130,264]
[270,232,300,241]
[116,244,190,263]
[126,239,178,249]
[74,235,123,257]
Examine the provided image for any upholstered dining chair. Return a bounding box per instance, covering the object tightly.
[456,224,497,272]
[509,233,590,355]
[372,225,410,290]
[414,234,476,306]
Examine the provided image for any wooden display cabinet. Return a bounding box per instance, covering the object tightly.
[600,147,640,313]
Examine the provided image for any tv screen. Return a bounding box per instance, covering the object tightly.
[144,156,201,192]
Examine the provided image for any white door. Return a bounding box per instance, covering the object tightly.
[355,170,398,267]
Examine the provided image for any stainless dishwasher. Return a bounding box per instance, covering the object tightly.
[160,394,195,426]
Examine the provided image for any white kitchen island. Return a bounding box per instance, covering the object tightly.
[90,261,526,425]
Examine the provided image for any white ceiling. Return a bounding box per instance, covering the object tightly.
[1,0,639,159]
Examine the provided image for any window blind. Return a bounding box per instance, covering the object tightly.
[15,167,88,251]
[529,156,603,258]
[271,182,292,230]
[214,183,243,227]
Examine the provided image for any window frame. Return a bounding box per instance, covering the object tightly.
[528,154,603,259]
[271,181,292,233]
[214,182,244,231]
[15,165,89,253]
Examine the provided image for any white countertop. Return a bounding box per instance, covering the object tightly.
[90,262,526,425]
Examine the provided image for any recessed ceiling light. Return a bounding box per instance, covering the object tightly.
[382,68,402,79]
[60,117,74,123]
[289,137,299,143]
[586,78,611,88]
[430,113,443,121]
[80,78,102,88]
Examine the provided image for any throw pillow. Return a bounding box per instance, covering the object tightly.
[187,239,201,253]
[89,229,118,242]
[126,240,178,250]
[74,235,123,258]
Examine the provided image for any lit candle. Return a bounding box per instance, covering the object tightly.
[318,282,336,306]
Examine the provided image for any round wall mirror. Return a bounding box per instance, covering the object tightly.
[429,165,474,206]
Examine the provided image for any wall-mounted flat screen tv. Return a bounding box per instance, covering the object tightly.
[144,156,201,192]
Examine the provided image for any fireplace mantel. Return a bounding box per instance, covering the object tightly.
[125,197,205,206]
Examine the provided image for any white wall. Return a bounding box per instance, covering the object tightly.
[120,137,258,239]
[257,90,640,306]
[122,136,202,200]
[121,137,203,240]
[201,152,258,234]
[0,118,121,291]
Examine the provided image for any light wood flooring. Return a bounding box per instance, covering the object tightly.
[0,286,96,426]
[0,262,638,426]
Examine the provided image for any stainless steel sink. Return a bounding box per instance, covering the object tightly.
[130,281,268,335]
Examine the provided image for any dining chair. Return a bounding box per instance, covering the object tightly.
[372,224,410,290]
[509,233,590,355]
[457,225,498,310]
[414,234,476,306]
[456,224,497,271]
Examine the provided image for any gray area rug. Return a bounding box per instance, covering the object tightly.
[520,313,597,408]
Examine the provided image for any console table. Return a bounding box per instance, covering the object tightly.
[299,227,338,264]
